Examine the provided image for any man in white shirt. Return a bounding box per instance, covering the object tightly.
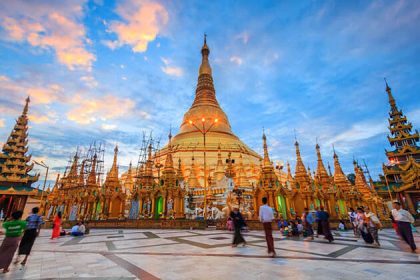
[392,201,416,252]
[259,197,276,257]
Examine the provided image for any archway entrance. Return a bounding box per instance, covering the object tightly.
[155,196,163,219]
[277,195,287,218]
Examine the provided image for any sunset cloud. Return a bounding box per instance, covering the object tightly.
[105,0,169,52]
[0,1,95,71]
[66,94,137,124]
[0,75,63,105]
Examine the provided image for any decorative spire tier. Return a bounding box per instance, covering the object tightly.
[0,97,39,187]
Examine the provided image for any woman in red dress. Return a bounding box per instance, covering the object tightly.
[51,212,62,239]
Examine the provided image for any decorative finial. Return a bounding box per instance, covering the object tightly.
[23,96,30,115]
[204,33,207,44]
[294,129,298,144]
[332,144,337,158]
[114,144,118,154]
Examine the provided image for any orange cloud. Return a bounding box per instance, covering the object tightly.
[29,112,56,124]
[0,1,95,71]
[67,94,142,124]
[0,119,5,128]
[0,75,62,105]
[105,0,169,52]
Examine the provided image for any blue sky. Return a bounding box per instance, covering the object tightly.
[0,0,419,188]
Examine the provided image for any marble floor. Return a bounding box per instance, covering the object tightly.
[1,227,419,279]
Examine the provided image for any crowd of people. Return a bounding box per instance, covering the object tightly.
[0,208,89,274]
[228,198,418,256]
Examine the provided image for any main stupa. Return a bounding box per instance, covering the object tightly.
[154,37,263,188]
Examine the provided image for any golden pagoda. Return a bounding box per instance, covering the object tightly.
[376,81,420,214]
[154,36,262,189]
[0,97,40,218]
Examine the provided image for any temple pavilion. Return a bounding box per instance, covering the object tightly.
[0,97,40,218]
[375,81,420,214]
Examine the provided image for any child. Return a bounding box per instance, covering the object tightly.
[338,220,346,231]
[226,217,234,231]
[297,220,304,235]
[0,211,27,273]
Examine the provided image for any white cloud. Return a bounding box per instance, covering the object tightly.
[0,1,95,71]
[230,56,243,65]
[105,0,169,53]
[161,66,183,77]
[160,57,183,77]
[80,76,98,88]
[235,32,249,44]
[101,123,117,130]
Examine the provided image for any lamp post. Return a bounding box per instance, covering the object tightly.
[33,160,49,211]
[189,117,218,219]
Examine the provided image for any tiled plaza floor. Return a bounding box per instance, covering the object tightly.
[1,227,419,279]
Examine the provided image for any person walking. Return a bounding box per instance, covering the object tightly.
[364,206,382,247]
[16,207,44,266]
[51,212,62,239]
[259,197,276,257]
[0,211,26,273]
[392,201,417,252]
[348,208,358,237]
[230,207,246,247]
[318,206,334,243]
[302,208,314,240]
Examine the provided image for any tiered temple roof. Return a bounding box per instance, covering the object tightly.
[0,97,39,189]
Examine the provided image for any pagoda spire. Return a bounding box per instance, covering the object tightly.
[214,143,225,181]
[104,145,120,192]
[286,162,293,182]
[294,140,310,189]
[262,129,271,168]
[385,78,397,109]
[23,96,30,116]
[87,154,97,186]
[176,158,184,182]
[189,34,219,109]
[353,160,372,200]
[78,159,85,185]
[0,97,39,187]
[67,153,79,182]
[109,145,119,179]
[187,156,200,187]
[164,131,174,170]
[333,150,351,192]
[315,144,330,186]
